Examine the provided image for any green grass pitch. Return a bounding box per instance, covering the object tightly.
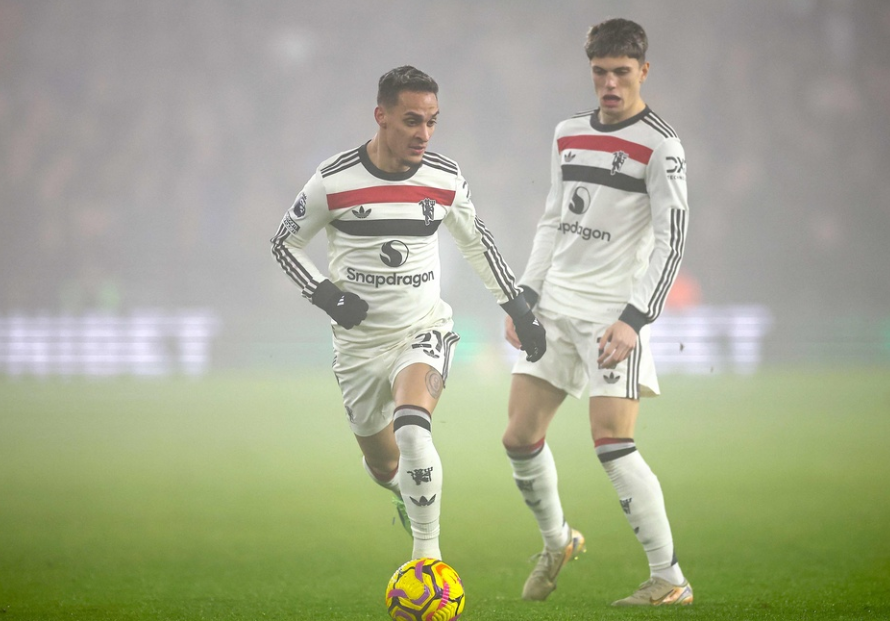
[1,364,889,620]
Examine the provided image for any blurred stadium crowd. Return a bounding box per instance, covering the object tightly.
[2,0,889,368]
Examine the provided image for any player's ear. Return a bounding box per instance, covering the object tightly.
[374,105,386,128]
[639,61,650,83]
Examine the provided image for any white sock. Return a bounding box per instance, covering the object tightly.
[597,439,685,585]
[506,439,571,550]
[394,406,442,560]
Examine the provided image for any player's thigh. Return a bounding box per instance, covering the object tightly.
[392,362,442,414]
[503,373,567,448]
[589,396,639,441]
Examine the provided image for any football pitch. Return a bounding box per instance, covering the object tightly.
[2,365,889,620]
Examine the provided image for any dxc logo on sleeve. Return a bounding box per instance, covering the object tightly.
[666,156,686,179]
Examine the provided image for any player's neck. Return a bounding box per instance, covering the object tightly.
[366,135,409,173]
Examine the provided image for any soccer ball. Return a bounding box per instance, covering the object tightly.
[385,558,465,621]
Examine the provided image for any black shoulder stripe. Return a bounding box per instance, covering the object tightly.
[642,113,677,139]
[422,152,458,174]
[572,108,597,119]
[321,150,361,177]
[647,111,678,138]
[423,160,458,175]
[322,155,361,178]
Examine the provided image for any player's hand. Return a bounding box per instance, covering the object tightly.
[311,279,369,329]
[597,320,637,368]
[504,315,522,350]
[513,310,547,362]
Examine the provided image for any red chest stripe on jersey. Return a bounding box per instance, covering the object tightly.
[557,135,652,164]
[327,186,456,211]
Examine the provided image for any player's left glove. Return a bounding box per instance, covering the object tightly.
[501,289,546,362]
[311,279,369,329]
[513,309,546,362]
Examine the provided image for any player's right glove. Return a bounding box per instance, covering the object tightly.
[513,309,547,362]
[311,279,368,329]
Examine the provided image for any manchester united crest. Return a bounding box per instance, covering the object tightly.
[419,198,436,226]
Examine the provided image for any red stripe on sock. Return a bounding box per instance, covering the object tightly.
[594,437,634,448]
[504,437,545,456]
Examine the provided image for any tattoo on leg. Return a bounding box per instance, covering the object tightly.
[425,369,443,399]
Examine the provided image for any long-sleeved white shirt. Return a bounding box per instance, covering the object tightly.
[521,106,689,330]
[271,142,523,347]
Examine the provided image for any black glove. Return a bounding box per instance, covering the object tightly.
[501,289,546,362]
[520,285,539,310]
[513,309,547,362]
[311,279,368,329]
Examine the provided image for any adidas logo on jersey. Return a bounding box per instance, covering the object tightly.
[352,205,372,218]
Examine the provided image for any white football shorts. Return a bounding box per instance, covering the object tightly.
[332,320,460,437]
[512,306,659,400]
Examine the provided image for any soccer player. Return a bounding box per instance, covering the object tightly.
[501,19,693,606]
[270,66,546,562]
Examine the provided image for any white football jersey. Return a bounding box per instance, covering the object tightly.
[521,106,689,327]
[271,143,522,346]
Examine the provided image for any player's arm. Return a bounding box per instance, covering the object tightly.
[444,174,546,362]
[599,138,689,367]
[270,172,368,329]
[516,129,564,303]
[504,131,564,352]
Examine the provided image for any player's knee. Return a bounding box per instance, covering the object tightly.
[503,436,546,458]
[503,416,546,451]
[364,455,399,477]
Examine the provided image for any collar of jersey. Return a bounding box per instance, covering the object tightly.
[588,105,651,133]
[359,142,422,181]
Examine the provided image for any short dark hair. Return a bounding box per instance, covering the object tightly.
[377,65,439,108]
[584,18,648,62]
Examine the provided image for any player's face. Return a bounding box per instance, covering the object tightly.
[590,56,649,124]
[375,90,439,172]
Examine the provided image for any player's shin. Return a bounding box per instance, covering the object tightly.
[505,439,571,550]
[596,439,685,585]
[393,406,442,560]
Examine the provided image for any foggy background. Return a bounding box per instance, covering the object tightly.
[2,0,889,375]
